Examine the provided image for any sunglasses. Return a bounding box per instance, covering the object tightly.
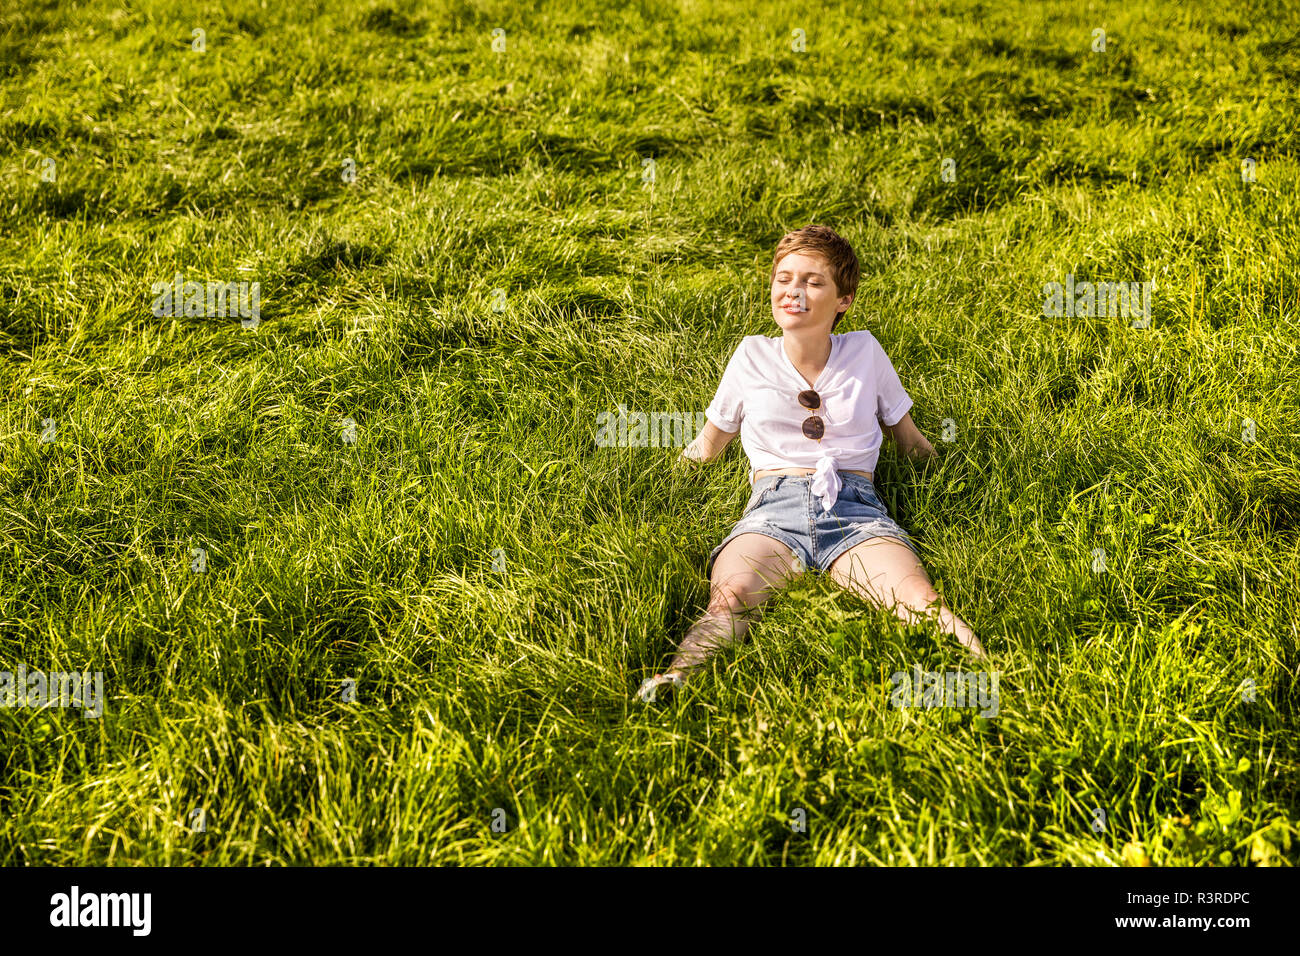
[798,389,824,440]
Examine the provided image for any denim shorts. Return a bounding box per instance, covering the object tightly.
[707,472,921,576]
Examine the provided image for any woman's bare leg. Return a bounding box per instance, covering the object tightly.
[665,532,805,679]
[827,537,985,659]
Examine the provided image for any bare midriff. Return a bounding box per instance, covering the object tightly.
[752,467,872,482]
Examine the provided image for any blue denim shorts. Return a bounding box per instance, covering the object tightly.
[707,472,921,576]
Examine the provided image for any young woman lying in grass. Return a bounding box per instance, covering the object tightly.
[637,224,986,704]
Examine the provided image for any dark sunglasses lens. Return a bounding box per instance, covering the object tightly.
[802,416,824,440]
[798,389,820,410]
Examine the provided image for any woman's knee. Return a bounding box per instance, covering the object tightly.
[831,545,937,612]
[892,572,940,610]
[705,576,764,616]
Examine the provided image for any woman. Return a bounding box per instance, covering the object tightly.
[636,225,985,704]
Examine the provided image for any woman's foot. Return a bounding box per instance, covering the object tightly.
[635,669,687,703]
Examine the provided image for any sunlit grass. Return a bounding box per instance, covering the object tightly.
[0,0,1297,865]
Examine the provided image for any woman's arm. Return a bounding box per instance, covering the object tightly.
[881,412,936,460]
[676,420,739,466]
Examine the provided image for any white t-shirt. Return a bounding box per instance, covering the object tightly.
[703,330,913,512]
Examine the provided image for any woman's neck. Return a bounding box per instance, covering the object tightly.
[781,331,833,369]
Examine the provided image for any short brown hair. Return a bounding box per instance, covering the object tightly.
[769,225,861,332]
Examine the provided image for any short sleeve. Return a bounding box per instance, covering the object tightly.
[704,339,746,433]
[874,338,913,427]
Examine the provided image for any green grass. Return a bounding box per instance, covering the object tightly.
[1,0,1298,865]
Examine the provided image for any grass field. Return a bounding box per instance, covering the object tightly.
[1,0,1298,866]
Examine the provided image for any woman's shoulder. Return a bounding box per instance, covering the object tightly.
[836,328,885,355]
[734,333,778,356]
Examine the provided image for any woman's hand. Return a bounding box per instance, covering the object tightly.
[675,421,739,469]
[881,412,936,460]
[673,445,704,474]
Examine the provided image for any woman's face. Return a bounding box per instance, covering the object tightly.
[771,251,852,334]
